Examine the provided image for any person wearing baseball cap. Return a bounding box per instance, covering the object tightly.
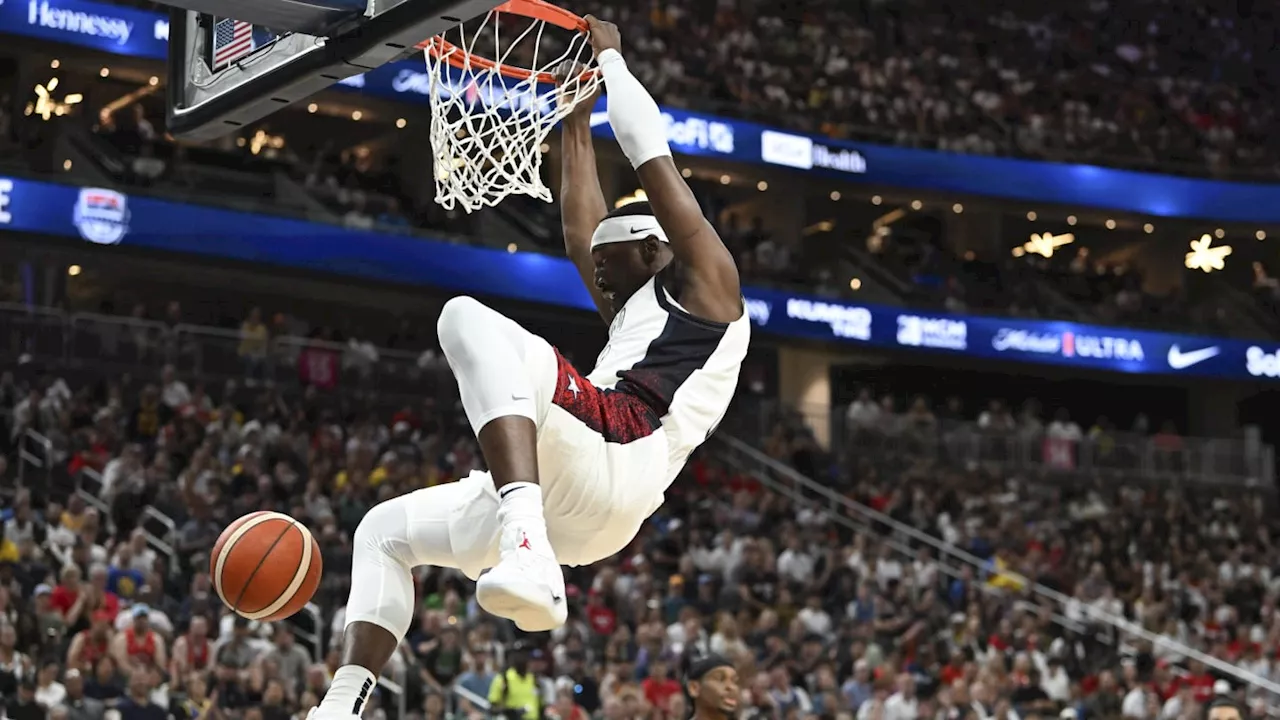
[685,654,739,720]
[1206,696,1246,720]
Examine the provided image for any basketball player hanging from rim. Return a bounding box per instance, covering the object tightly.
[310,15,749,720]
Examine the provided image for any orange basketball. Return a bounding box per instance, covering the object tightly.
[210,511,322,622]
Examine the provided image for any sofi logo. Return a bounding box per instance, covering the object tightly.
[1246,347,1280,378]
[1061,332,1144,361]
[896,315,967,350]
[663,113,735,155]
[27,0,133,45]
[786,298,871,340]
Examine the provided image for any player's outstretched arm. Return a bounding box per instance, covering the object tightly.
[587,16,743,325]
[556,65,614,324]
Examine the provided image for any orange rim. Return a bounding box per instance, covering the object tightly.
[416,0,592,84]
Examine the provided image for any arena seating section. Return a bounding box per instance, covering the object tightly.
[5,0,1277,338]
[0,298,1275,720]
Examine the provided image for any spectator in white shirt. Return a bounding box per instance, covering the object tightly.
[1047,408,1083,441]
[34,660,67,709]
[883,673,919,720]
[1121,683,1150,718]
[845,388,881,430]
[797,594,832,636]
[776,535,815,585]
[160,365,191,410]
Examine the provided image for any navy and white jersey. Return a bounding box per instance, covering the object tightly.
[585,264,751,483]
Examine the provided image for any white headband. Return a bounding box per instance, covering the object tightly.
[590,214,670,250]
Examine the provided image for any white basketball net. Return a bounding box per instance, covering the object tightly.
[423,11,601,212]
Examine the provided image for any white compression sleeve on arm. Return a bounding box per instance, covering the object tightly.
[598,49,671,170]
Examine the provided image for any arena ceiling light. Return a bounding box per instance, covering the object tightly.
[1023,232,1074,258]
[27,78,83,121]
[247,129,285,156]
[615,189,648,208]
[1185,234,1232,273]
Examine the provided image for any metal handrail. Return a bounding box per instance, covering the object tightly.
[377,666,408,720]
[296,603,324,662]
[714,438,1106,646]
[784,403,1275,489]
[714,432,1280,698]
[17,428,54,487]
[451,683,492,711]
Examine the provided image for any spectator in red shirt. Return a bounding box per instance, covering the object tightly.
[642,659,681,713]
[548,686,589,720]
[1184,660,1217,703]
[585,591,616,637]
[50,565,84,620]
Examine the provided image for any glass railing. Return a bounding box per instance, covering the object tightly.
[0,304,457,409]
[732,397,1276,490]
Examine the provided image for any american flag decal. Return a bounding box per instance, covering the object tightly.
[212,18,254,67]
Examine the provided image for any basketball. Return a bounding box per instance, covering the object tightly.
[210,511,323,622]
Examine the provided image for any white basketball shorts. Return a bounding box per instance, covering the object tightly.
[410,332,670,579]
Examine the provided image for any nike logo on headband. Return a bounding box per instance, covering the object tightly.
[629,226,656,235]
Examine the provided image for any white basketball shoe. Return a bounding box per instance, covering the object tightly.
[475,525,567,632]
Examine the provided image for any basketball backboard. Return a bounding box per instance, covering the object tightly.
[164,0,499,140]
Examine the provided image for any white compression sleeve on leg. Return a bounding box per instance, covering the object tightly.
[598,49,672,170]
[437,296,540,435]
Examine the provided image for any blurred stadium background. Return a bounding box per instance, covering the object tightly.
[2,0,1280,719]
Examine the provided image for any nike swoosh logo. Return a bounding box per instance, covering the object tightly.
[1167,345,1221,369]
[551,593,563,603]
[629,226,656,235]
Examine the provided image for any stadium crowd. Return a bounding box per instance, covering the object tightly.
[582,0,1278,178]
[0,316,1273,720]
[81,0,1277,178]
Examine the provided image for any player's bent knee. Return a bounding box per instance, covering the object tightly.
[353,497,408,561]
[437,296,487,355]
